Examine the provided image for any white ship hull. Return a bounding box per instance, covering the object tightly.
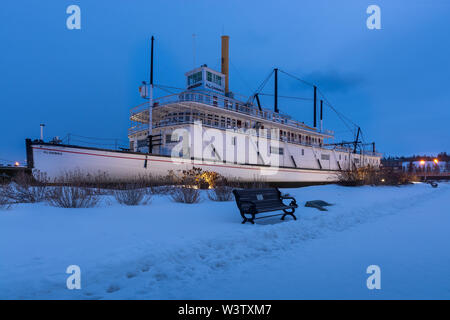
[27,141,340,184]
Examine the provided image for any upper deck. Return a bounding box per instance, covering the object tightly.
[129,90,335,138]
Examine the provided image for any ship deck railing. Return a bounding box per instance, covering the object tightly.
[129,91,334,137]
[129,119,380,157]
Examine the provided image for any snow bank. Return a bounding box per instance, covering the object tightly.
[0,183,448,299]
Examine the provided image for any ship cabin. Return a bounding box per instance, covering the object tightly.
[128,58,380,170]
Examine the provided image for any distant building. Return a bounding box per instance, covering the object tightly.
[401,160,447,173]
[382,153,449,174]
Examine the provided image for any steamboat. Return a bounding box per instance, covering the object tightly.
[26,36,381,184]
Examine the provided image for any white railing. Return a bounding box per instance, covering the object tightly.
[129,91,334,137]
[129,118,337,150]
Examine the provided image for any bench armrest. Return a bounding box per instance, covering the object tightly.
[280,194,298,207]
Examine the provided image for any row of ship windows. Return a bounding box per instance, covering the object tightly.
[137,133,378,164]
[165,134,376,162]
[187,71,223,86]
[158,112,323,145]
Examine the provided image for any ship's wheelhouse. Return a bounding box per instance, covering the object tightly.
[186,65,226,95]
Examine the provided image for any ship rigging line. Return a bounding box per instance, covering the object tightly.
[155,72,369,151]
[278,69,315,88]
[277,69,374,152]
[247,69,275,104]
[278,69,362,137]
[154,84,184,95]
[258,93,313,101]
[230,60,253,94]
[66,133,127,142]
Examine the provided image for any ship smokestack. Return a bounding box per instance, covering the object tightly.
[221,35,230,94]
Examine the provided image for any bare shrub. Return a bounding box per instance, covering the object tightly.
[376,167,417,185]
[337,169,364,186]
[172,167,222,189]
[171,187,201,204]
[225,179,269,189]
[134,173,177,195]
[113,184,151,206]
[249,180,270,189]
[47,172,99,208]
[0,184,12,209]
[149,185,175,195]
[8,171,49,203]
[86,171,112,195]
[207,185,234,201]
[337,167,416,186]
[47,186,100,208]
[57,170,112,195]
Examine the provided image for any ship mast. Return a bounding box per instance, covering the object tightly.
[149,36,154,138]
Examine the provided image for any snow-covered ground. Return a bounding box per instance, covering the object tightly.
[1,182,449,299]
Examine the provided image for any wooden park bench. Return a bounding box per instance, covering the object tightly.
[232,188,298,224]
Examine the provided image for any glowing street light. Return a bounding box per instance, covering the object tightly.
[419,160,427,181]
[434,159,439,164]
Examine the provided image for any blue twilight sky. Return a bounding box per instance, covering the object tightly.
[1,0,449,163]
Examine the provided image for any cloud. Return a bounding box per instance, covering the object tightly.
[291,70,364,93]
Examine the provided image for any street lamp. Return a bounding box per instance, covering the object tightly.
[420,160,426,181]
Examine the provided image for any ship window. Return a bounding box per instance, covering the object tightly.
[321,154,330,161]
[188,71,202,86]
[214,74,222,85]
[270,146,284,155]
[231,136,237,145]
[165,133,179,143]
[302,149,304,156]
[206,71,222,86]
